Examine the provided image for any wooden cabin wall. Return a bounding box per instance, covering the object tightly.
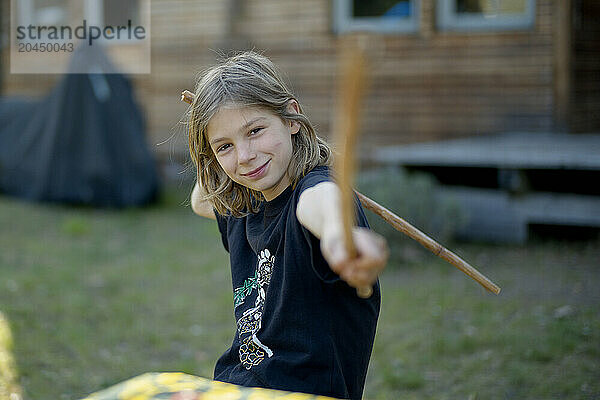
[147,0,557,158]
[1,0,561,161]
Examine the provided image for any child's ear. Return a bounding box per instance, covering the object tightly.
[289,120,300,135]
[287,100,301,135]
[287,99,300,114]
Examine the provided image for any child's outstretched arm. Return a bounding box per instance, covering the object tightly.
[297,181,388,290]
[191,181,216,220]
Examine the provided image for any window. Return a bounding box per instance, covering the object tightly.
[437,0,536,31]
[11,0,150,73]
[84,0,143,43]
[17,0,69,26]
[333,0,420,34]
[103,0,141,27]
[16,0,69,41]
[15,0,144,43]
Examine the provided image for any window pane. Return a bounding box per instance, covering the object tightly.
[33,0,68,25]
[353,0,413,18]
[104,0,140,26]
[456,0,527,16]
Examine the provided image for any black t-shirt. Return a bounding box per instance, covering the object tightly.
[213,166,380,400]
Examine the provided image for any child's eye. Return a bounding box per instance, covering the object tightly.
[217,143,231,153]
[249,127,263,136]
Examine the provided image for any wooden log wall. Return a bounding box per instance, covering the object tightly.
[0,0,576,162]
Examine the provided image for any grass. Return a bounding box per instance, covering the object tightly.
[0,186,599,399]
[366,242,600,400]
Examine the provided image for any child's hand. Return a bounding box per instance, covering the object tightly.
[321,227,389,290]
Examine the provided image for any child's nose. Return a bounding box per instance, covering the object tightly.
[236,141,256,164]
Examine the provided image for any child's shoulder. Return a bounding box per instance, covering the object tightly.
[296,165,331,193]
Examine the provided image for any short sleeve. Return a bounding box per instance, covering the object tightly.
[296,166,332,196]
[214,210,230,252]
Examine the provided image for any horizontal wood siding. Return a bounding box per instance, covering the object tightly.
[1,0,563,160]
[242,0,556,150]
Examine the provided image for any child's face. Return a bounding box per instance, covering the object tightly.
[206,103,300,201]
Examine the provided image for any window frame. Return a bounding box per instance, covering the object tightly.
[436,0,536,32]
[333,0,420,34]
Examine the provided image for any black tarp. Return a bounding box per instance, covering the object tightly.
[0,47,158,207]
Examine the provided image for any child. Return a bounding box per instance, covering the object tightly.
[187,51,388,400]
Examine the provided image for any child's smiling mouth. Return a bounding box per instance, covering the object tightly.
[241,159,270,179]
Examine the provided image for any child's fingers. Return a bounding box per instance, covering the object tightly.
[341,231,389,287]
[354,230,388,258]
[353,231,389,269]
[321,228,389,288]
[326,248,377,287]
[340,265,378,288]
[321,236,348,274]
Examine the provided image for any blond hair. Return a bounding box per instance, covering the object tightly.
[188,51,333,217]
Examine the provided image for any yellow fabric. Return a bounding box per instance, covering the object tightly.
[0,311,22,400]
[82,372,339,400]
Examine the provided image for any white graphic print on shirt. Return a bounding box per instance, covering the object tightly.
[234,248,275,369]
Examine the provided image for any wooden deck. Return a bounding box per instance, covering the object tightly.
[375,132,600,170]
[372,132,600,243]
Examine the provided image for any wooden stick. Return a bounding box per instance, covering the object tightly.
[180,92,501,295]
[333,42,372,298]
[356,192,501,295]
